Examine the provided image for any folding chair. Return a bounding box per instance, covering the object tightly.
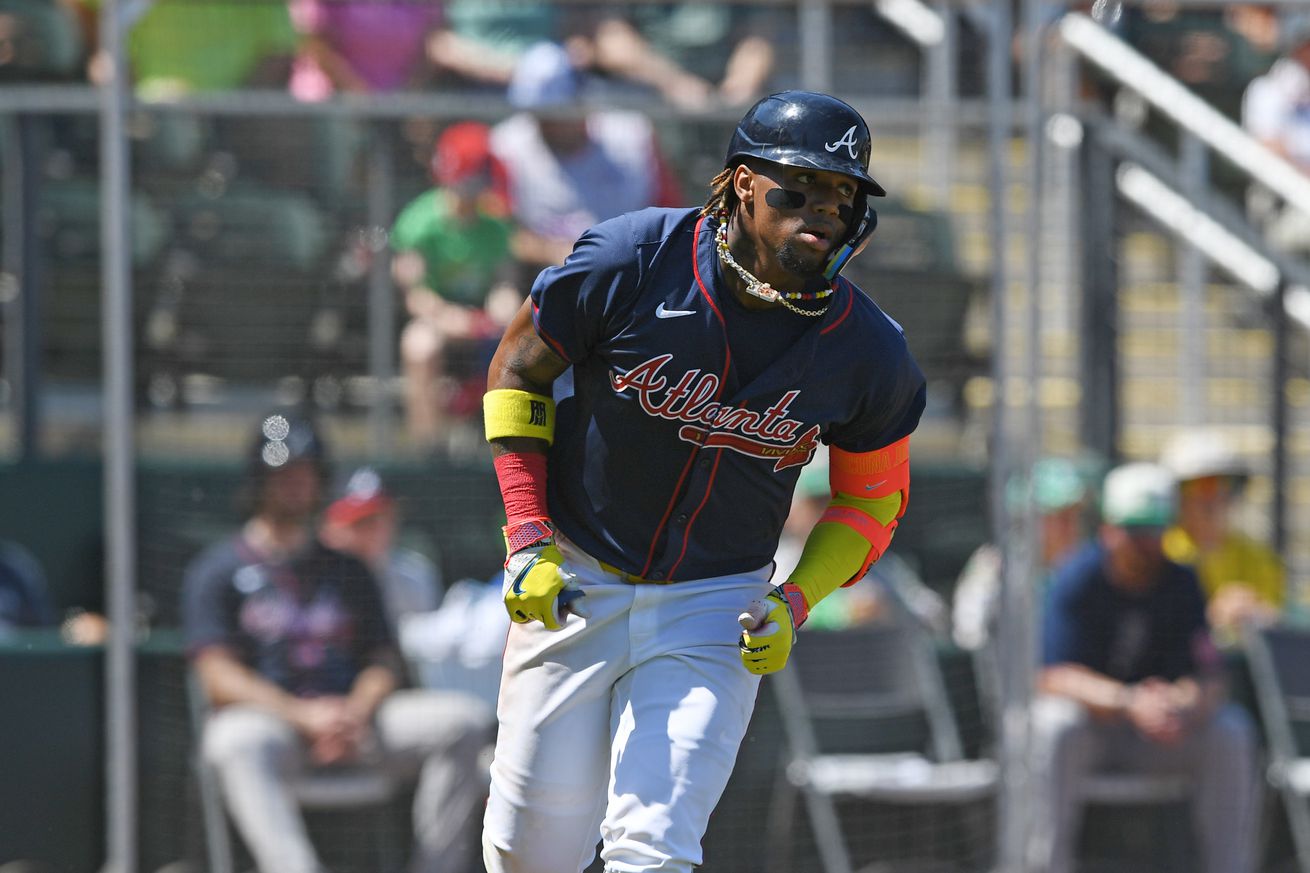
[1244,623,1310,873]
[767,617,999,873]
[187,674,406,873]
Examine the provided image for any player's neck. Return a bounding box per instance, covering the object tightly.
[721,223,795,311]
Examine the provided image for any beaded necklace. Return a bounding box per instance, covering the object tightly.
[714,211,833,318]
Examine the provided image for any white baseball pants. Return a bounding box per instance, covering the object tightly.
[481,541,774,873]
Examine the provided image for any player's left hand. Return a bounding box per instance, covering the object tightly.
[738,587,798,675]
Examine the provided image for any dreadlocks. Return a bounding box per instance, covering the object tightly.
[701,166,740,218]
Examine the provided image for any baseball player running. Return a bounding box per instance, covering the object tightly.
[480,91,927,873]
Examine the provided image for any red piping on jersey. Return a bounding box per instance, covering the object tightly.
[820,279,854,335]
[532,301,571,362]
[665,442,725,578]
[637,216,732,579]
[692,217,730,330]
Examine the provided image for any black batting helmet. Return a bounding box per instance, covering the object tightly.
[725,91,886,197]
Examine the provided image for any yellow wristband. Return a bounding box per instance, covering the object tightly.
[484,389,556,445]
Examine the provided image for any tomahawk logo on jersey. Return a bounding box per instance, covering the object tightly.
[531,206,925,582]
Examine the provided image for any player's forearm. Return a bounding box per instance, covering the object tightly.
[786,522,873,613]
[786,490,904,613]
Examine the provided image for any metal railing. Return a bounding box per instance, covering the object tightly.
[1050,10,1309,563]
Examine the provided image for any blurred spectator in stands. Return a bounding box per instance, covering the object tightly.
[1242,14,1310,253]
[1122,3,1278,120]
[391,121,521,449]
[0,0,85,82]
[72,0,297,182]
[1244,11,1310,160]
[319,466,443,631]
[83,0,296,98]
[569,4,780,111]
[952,456,1093,651]
[0,533,111,646]
[1029,461,1259,873]
[1226,4,1281,67]
[424,0,561,91]
[490,41,682,274]
[182,410,493,873]
[288,0,442,102]
[1160,429,1284,643]
[0,539,56,633]
[775,448,946,633]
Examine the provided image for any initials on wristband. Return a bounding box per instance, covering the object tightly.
[484,389,556,444]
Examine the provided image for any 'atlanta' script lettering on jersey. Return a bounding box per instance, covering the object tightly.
[610,355,821,471]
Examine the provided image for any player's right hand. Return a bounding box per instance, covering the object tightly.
[503,543,588,630]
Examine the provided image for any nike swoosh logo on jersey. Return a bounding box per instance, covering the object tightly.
[655,303,696,319]
[865,480,888,490]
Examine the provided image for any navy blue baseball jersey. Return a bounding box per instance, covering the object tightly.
[532,207,926,582]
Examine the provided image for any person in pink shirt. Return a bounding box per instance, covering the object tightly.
[289,0,443,101]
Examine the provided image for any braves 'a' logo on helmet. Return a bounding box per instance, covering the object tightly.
[824,126,862,160]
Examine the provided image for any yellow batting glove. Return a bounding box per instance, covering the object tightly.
[504,543,573,630]
[502,519,589,631]
[737,584,808,675]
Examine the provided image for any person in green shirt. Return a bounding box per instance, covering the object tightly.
[391,122,520,450]
[99,0,298,98]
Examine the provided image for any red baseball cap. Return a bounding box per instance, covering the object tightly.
[429,121,511,207]
[324,467,394,526]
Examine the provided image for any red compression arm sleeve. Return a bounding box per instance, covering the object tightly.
[492,452,549,526]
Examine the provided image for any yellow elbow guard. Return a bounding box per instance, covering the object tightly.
[484,389,556,445]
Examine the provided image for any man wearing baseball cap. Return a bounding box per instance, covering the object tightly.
[1028,462,1259,873]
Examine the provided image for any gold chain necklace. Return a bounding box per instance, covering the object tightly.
[714,213,832,318]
